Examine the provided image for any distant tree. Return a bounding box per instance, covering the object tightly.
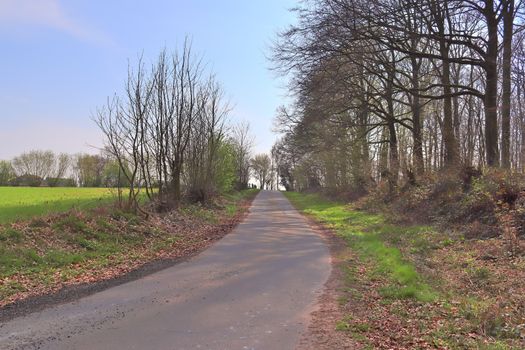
[214,141,237,193]
[45,177,76,187]
[251,154,271,190]
[0,160,15,186]
[11,150,72,186]
[101,160,130,188]
[231,122,254,190]
[74,154,107,187]
[47,153,71,187]
[56,153,71,179]
[272,137,296,191]
[10,174,44,187]
[11,150,55,181]
[184,78,231,203]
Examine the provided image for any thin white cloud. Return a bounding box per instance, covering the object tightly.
[0,0,110,45]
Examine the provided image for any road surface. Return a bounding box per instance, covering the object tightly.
[0,191,331,350]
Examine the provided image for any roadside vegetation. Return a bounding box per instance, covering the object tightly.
[0,40,263,310]
[287,192,525,349]
[269,1,525,349]
[286,192,436,303]
[0,189,258,308]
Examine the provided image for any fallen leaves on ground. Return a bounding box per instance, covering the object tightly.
[0,195,254,309]
[304,229,525,349]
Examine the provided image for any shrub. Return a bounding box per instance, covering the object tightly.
[9,174,44,187]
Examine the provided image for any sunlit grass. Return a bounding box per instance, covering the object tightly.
[285,191,437,302]
[0,189,258,302]
[0,187,118,223]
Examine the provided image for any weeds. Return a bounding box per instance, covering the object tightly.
[0,228,23,242]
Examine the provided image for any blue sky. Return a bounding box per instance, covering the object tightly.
[0,0,295,159]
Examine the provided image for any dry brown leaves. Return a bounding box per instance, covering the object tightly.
[0,197,253,309]
[300,222,525,349]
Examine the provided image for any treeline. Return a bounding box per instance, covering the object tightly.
[272,0,525,193]
[95,41,254,210]
[0,151,128,187]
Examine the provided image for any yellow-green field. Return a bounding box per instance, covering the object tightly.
[0,187,118,224]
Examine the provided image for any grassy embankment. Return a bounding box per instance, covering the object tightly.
[286,191,524,350]
[0,188,259,307]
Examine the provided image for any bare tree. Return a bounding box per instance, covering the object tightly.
[185,77,230,202]
[12,150,55,180]
[231,121,254,190]
[74,154,108,187]
[251,154,272,190]
[96,39,236,211]
[0,160,14,185]
[502,0,517,168]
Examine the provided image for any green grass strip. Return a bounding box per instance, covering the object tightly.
[284,192,437,302]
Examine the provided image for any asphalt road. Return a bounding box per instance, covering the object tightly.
[0,191,331,350]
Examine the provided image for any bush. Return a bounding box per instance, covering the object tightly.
[46,177,77,187]
[362,168,525,240]
[9,174,44,187]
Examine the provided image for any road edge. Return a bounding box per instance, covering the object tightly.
[290,202,360,350]
[0,194,257,323]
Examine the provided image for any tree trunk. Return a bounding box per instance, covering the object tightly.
[441,45,458,167]
[518,78,525,171]
[484,0,500,167]
[379,126,389,180]
[432,0,458,168]
[386,59,399,188]
[172,164,182,204]
[501,0,514,168]
[411,57,424,175]
[359,84,371,183]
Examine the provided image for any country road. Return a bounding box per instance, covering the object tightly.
[0,191,331,350]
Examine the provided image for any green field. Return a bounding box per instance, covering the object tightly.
[0,187,118,224]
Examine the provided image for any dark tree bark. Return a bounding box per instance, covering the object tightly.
[410,56,425,175]
[432,0,459,167]
[501,0,515,168]
[484,0,501,167]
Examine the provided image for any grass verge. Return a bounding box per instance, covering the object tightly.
[0,189,259,308]
[285,191,525,349]
[285,192,436,302]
